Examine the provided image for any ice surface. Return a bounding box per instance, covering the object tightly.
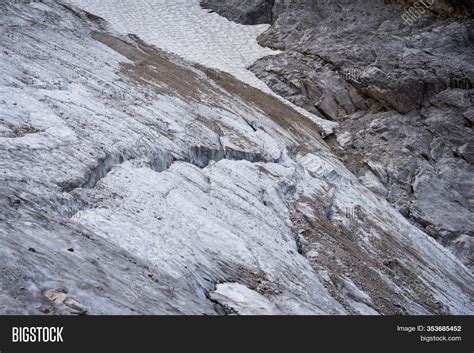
[0,1,472,315]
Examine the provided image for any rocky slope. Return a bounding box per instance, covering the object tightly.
[203,0,474,270]
[0,1,472,315]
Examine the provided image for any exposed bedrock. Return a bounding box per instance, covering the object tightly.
[200,0,276,25]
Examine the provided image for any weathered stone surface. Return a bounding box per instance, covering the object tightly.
[200,0,275,25]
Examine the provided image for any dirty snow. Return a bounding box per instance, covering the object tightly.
[66,0,337,135]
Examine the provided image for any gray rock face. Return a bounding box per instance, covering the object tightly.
[204,0,474,269]
[0,1,472,315]
[200,0,275,24]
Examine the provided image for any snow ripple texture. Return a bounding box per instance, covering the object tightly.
[66,0,337,135]
[68,0,274,91]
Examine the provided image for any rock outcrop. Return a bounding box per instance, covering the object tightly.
[201,0,275,25]
[0,1,472,315]
[203,0,474,270]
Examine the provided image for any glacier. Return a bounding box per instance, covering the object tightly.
[0,0,472,315]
